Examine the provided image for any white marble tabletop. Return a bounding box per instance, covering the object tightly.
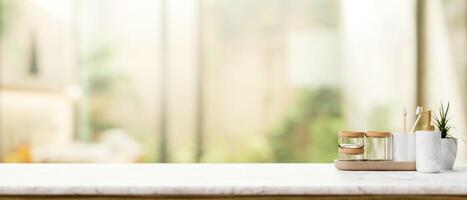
[0,164,466,196]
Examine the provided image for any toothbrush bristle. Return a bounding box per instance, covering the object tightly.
[415,106,423,115]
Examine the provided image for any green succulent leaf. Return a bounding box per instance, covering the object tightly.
[433,102,451,138]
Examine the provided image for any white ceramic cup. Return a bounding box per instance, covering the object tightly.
[392,132,408,161]
[416,131,441,173]
[407,133,416,161]
[392,132,416,162]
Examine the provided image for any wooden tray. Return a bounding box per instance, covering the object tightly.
[335,160,416,171]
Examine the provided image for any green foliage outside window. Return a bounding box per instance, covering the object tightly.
[0,0,14,37]
[269,88,342,162]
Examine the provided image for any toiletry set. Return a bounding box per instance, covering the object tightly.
[338,131,392,161]
[335,106,448,173]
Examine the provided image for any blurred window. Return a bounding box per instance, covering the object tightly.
[0,0,466,163]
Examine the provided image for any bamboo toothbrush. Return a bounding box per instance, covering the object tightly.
[402,107,407,133]
[411,106,423,133]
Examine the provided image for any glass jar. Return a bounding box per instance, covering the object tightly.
[338,147,364,160]
[338,131,364,148]
[365,131,392,160]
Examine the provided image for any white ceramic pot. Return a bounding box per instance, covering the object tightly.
[440,138,457,170]
[416,131,441,173]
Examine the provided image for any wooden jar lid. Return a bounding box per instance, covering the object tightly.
[365,131,391,138]
[338,147,364,155]
[338,131,364,138]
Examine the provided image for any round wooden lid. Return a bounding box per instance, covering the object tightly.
[365,131,391,138]
[338,147,364,155]
[338,131,364,138]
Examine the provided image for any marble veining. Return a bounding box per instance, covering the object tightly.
[0,164,465,196]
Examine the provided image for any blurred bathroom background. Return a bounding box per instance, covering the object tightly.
[0,0,466,163]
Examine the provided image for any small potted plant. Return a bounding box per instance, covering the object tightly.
[433,102,457,170]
